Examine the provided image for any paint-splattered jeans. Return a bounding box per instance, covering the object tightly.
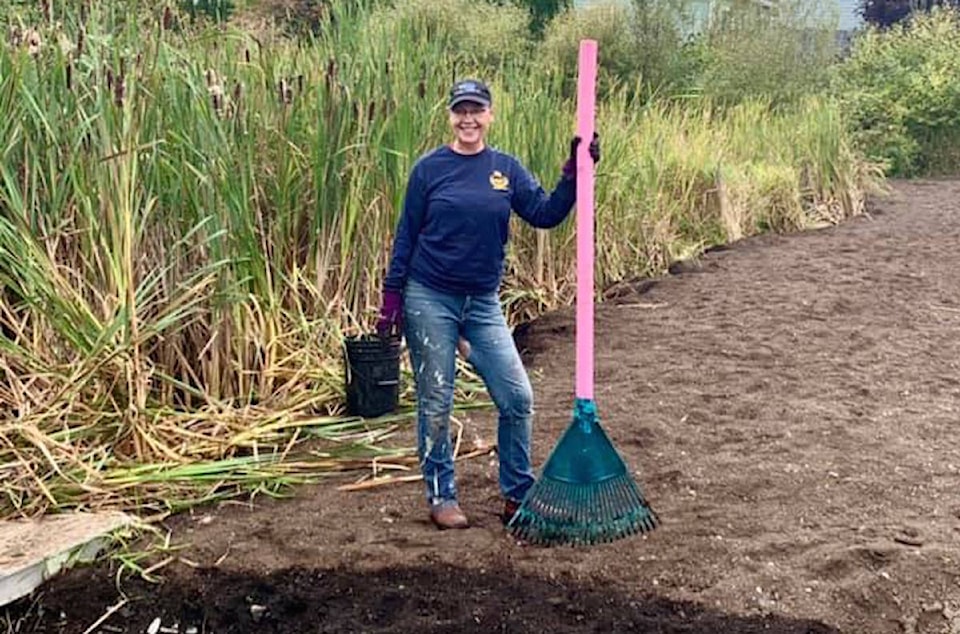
[403,278,535,509]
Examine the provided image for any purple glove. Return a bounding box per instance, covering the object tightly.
[376,289,403,338]
[562,132,601,180]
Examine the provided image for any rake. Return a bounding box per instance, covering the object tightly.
[507,40,658,546]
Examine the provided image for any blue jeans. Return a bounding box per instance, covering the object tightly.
[403,278,535,508]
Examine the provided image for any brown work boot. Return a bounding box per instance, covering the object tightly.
[501,499,521,526]
[429,502,469,530]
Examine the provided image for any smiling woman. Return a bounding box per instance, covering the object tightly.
[375,78,600,531]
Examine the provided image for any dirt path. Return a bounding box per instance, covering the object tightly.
[7,180,960,633]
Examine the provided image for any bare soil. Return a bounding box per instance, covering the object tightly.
[6,180,960,633]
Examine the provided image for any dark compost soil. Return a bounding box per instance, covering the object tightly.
[6,180,960,634]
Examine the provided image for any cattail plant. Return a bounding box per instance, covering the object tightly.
[113,70,125,107]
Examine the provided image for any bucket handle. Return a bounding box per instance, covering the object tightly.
[342,341,352,385]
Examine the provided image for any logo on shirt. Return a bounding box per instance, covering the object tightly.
[489,170,510,191]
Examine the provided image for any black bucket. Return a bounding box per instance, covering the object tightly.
[343,334,401,418]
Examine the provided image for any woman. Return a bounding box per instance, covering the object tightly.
[377,78,600,530]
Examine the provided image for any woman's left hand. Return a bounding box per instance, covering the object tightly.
[562,133,601,179]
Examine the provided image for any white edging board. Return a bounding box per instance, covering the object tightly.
[0,511,134,607]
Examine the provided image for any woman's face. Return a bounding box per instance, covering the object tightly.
[449,101,493,150]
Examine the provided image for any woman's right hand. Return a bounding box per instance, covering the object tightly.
[376,289,403,338]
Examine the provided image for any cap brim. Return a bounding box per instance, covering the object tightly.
[449,95,491,108]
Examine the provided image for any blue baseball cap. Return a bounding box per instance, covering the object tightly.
[448,79,492,109]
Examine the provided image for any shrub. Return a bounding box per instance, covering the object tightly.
[539,0,837,105]
[697,0,839,106]
[538,0,703,100]
[833,8,960,175]
[365,0,533,73]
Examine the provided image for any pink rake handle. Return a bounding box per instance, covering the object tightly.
[575,40,598,401]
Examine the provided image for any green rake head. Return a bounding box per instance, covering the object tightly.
[507,399,658,546]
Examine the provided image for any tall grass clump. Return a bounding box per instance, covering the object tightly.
[0,0,875,519]
[833,7,960,176]
[500,92,873,312]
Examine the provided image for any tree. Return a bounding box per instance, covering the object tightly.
[860,0,960,28]
[518,0,572,34]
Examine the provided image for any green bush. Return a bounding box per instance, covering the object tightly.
[366,0,533,73]
[697,0,839,105]
[833,8,960,175]
[538,0,837,104]
[538,0,703,99]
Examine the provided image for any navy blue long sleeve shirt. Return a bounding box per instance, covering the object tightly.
[384,145,576,295]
